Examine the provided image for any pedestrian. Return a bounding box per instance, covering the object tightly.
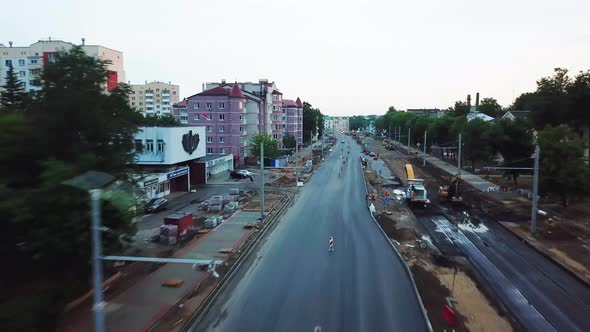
[249,175,254,182]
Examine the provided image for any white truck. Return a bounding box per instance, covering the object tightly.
[405,164,429,207]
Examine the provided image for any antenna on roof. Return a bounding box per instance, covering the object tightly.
[8,41,13,47]
[81,38,85,46]
[48,37,52,41]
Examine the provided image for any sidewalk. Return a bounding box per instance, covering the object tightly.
[59,210,259,332]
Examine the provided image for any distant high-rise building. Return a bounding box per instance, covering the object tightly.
[128,81,179,116]
[0,39,125,92]
[324,116,350,134]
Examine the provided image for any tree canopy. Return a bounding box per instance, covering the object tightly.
[139,113,181,126]
[302,101,324,143]
[249,134,279,158]
[478,97,503,118]
[282,134,296,149]
[0,62,27,110]
[0,46,141,330]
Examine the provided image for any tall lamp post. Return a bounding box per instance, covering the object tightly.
[64,171,116,332]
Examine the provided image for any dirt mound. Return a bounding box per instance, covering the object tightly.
[272,175,295,186]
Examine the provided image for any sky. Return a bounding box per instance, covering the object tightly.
[2,0,589,116]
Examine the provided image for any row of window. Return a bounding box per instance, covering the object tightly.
[135,139,165,152]
[193,102,227,110]
[188,113,244,121]
[206,147,246,155]
[202,125,245,133]
[4,58,39,66]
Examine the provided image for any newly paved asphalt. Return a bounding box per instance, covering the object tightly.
[192,136,430,332]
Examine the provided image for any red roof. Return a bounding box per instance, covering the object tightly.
[229,83,244,98]
[195,86,231,97]
[173,99,187,107]
[282,99,297,107]
[296,97,302,107]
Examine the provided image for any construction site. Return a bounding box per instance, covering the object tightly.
[361,135,590,331]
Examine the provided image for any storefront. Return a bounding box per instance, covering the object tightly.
[139,166,190,200]
[191,154,234,184]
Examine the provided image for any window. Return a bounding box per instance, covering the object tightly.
[239,114,243,120]
[156,88,160,92]
[180,116,188,122]
[156,94,160,98]
[272,105,277,111]
[4,60,11,66]
[193,114,199,121]
[139,96,143,100]
[207,113,212,120]
[272,114,279,121]
[207,136,212,143]
[145,139,154,151]
[18,71,25,76]
[240,136,244,143]
[29,68,40,75]
[139,102,143,106]
[30,59,38,64]
[206,125,212,132]
[131,102,135,106]
[207,147,213,154]
[157,139,165,151]
[206,102,212,109]
[219,126,225,132]
[219,114,225,121]
[219,102,225,109]
[239,126,244,132]
[173,91,177,95]
[240,147,245,156]
[134,139,143,150]
[220,148,226,154]
[18,59,25,66]
[282,124,286,129]
[273,134,279,140]
[219,137,225,143]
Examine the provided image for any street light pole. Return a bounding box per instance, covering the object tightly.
[423,131,427,167]
[260,142,264,221]
[90,189,105,332]
[458,133,462,172]
[407,128,411,155]
[295,135,299,181]
[531,144,540,235]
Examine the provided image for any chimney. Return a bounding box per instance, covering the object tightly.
[467,94,471,107]
[475,92,480,109]
[202,83,205,91]
[145,80,147,85]
[81,38,85,46]
[8,41,13,47]
[221,79,226,84]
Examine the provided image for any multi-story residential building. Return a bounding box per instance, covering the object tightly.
[324,116,350,134]
[128,81,179,116]
[282,98,303,147]
[0,39,125,92]
[406,108,445,119]
[206,79,281,138]
[176,83,252,166]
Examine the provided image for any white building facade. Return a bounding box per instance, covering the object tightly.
[0,39,125,93]
[324,116,350,134]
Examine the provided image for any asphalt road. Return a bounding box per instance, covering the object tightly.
[365,138,590,331]
[191,136,430,332]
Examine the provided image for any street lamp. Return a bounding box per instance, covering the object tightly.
[63,171,116,332]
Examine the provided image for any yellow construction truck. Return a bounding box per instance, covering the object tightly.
[405,164,429,207]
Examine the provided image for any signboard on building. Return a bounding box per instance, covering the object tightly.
[143,178,159,187]
[167,168,189,180]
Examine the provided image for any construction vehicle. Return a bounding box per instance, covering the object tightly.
[405,164,429,207]
[439,174,463,203]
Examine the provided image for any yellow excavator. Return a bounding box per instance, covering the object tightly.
[439,173,463,203]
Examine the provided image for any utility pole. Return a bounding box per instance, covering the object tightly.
[531,145,540,235]
[90,189,105,332]
[295,134,299,181]
[260,142,264,221]
[458,133,462,172]
[389,122,392,140]
[398,126,401,145]
[423,131,427,167]
[407,128,411,155]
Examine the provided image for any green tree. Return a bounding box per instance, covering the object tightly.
[538,125,590,206]
[249,134,279,158]
[349,115,368,131]
[449,101,470,117]
[509,92,539,111]
[0,46,141,330]
[302,101,324,143]
[139,114,181,126]
[462,119,494,169]
[282,134,296,149]
[492,118,534,185]
[478,97,503,118]
[529,68,572,128]
[0,63,27,109]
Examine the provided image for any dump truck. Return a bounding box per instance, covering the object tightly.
[405,164,429,207]
[439,173,463,203]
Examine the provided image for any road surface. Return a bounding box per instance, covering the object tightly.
[191,136,430,332]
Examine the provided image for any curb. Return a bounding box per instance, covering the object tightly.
[179,194,292,331]
[359,157,433,332]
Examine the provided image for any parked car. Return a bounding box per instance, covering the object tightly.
[236,170,253,177]
[230,170,246,179]
[369,151,376,157]
[144,198,168,213]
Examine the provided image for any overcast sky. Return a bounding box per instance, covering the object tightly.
[2,0,589,115]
